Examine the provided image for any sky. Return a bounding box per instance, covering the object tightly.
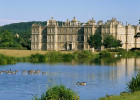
[0,0,140,26]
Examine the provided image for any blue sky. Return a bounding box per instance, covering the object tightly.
[0,0,140,26]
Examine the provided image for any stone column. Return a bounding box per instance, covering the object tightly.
[54,26,58,50]
[38,25,42,50]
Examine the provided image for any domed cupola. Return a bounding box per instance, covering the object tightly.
[47,17,57,26]
[86,19,91,24]
[71,17,79,26]
[91,18,96,23]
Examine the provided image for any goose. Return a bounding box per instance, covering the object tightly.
[76,82,86,86]
[22,70,27,73]
[42,72,47,75]
[11,72,16,74]
[0,71,3,74]
[15,70,19,73]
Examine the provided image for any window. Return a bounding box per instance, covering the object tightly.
[52,29,55,33]
[71,29,73,33]
[50,29,51,33]
[58,29,61,33]
[85,29,88,33]
[64,29,67,33]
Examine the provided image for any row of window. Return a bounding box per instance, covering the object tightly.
[32,36,39,42]
[33,28,92,34]
[47,28,84,34]
[57,35,84,42]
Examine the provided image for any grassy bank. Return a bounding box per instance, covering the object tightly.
[100,49,140,58]
[0,49,47,57]
[0,49,84,57]
[99,91,140,100]
[0,50,99,65]
[0,49,140,65]
[100,72,140,100]
[30,50,98,63]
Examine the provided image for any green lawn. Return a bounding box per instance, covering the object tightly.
[99,91,140,100]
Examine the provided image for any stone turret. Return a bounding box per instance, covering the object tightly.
[71,17,79,26]
[86,18,96,25]
[65,19,70,26]
[47,17,58,26]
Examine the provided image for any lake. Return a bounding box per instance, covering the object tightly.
[0,58,140,100]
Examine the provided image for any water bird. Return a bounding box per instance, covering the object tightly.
[15,70,19,73]
[11,72,16,74]
[76,82,86,86]
[22,70,27,73]
[0,71,3,74]
[114,54,118,57]
[42,72,47,75]
[34,71,40,75]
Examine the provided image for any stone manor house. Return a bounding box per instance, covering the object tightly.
[31,17,140,51]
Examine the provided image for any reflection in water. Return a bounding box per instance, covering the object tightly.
[0,58,139,100]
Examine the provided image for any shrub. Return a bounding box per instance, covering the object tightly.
[45,51,63,62]
[134,50,140,56]
[62,54,74,62]
[33,85,79,100]
[127,73,140,93]
[107,48,126,52]
[99,50,111,58]
[117,50,137,58]
[30,53,45,63]
[73,50,93,59]
[0,54,17,65]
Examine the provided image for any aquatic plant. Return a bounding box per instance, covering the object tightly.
[33,85,79,100]
[107,48,126,52]
[61,53,74,62]
[45,51,63,62]
[0,54,17,65]
[73,50,93,59]
[117,50,140,58]
[127,73,140,93]
[99,50,111,58]
[30,53,45,63]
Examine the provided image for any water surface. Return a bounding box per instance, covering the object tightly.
[0,58,140,100]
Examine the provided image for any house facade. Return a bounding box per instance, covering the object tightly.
[31,17,140,51]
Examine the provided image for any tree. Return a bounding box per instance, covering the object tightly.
[0,30,22,47]
[103,35,122,48]
[87,33,102,49]
[0,30,14,47]
[20,33,31,49]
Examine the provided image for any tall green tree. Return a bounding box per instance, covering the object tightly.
[103,35,122,48]
[88,33,102,49]
[0,30,22,47]
[20,33,31,49]
[0,30,14,47]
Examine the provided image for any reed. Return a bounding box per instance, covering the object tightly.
[0,54,17,65]
[127,73,140,93]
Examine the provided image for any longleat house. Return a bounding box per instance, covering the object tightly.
[31,17,140,51]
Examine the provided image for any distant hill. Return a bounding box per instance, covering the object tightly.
[0,21,64,36]
[0,21,46,36]
[0,21,64,50]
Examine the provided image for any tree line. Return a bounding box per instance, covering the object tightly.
[0,21,64,50]
[87,33,122,49]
